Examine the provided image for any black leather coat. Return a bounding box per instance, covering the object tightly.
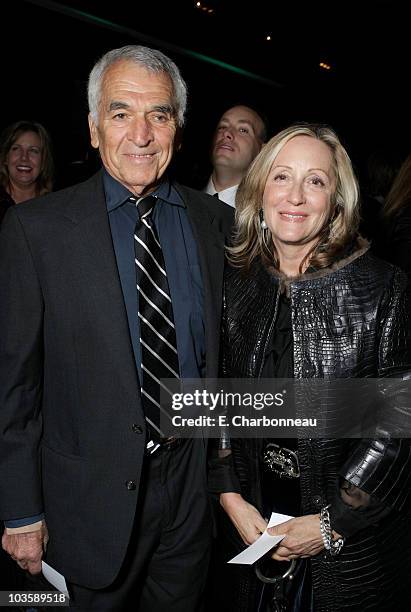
[218,243,411,611]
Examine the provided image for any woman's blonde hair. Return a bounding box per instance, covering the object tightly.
[229,123,360,272]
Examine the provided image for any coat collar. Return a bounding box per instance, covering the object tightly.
[266,236,370,296]
[60,170,107,225]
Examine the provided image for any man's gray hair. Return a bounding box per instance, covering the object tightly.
[88,45,187,127]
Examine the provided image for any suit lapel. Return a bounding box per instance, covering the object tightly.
[63,171,140,399]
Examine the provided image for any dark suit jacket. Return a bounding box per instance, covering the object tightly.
[0,170,233,588]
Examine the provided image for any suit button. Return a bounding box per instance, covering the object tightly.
[125,480,136,491]
[311,495,323,507]
[132,424,143,434]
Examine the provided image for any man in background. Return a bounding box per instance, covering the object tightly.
[205,104,268,207]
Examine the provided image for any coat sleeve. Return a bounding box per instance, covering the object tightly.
[0,209,44,519]
[331,268,411,536]
[208,275,242,496]
[388,209,411,277]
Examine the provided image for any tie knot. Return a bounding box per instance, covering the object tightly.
[132,195,157,220]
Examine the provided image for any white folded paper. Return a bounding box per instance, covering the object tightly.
[228,511,294,565]
[42,560,70,597]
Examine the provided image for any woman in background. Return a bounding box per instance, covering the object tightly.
[377,151,411,277]
[0,120,54,224]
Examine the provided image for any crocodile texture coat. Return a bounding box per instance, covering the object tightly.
[218,244,411,611]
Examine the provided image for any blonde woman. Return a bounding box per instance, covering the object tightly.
[210,124,411,611]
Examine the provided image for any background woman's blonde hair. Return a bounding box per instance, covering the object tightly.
[382,151,411,220]
[229,123,360,272]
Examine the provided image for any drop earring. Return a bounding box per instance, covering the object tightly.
[259,209,268,230]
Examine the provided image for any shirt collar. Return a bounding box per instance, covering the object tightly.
[205,176,217,196]
[205,175,238,208]
[103,168,185,212]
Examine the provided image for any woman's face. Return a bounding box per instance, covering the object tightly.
[263,135,335,256]
[6,131,43,188]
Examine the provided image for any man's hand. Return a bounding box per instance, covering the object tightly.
[220,492,267,545]
[2,521,48,574]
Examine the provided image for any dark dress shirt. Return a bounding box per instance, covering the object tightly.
[104,170,205,381]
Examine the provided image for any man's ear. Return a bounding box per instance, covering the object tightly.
[88,113,99,150]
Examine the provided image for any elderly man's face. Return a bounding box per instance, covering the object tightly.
[89,60,177,196]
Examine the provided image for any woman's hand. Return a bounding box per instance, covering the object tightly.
[268,514,325,561]
[220,492,267,545]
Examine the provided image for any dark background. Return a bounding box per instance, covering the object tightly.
[3,0,411,189]
[1,0,410,591]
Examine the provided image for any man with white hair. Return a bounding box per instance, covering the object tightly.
[0,45,233,610]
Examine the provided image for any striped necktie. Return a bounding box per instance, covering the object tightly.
[132,195,180,441]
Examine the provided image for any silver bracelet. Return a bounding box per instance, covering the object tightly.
[320,504,344,556]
